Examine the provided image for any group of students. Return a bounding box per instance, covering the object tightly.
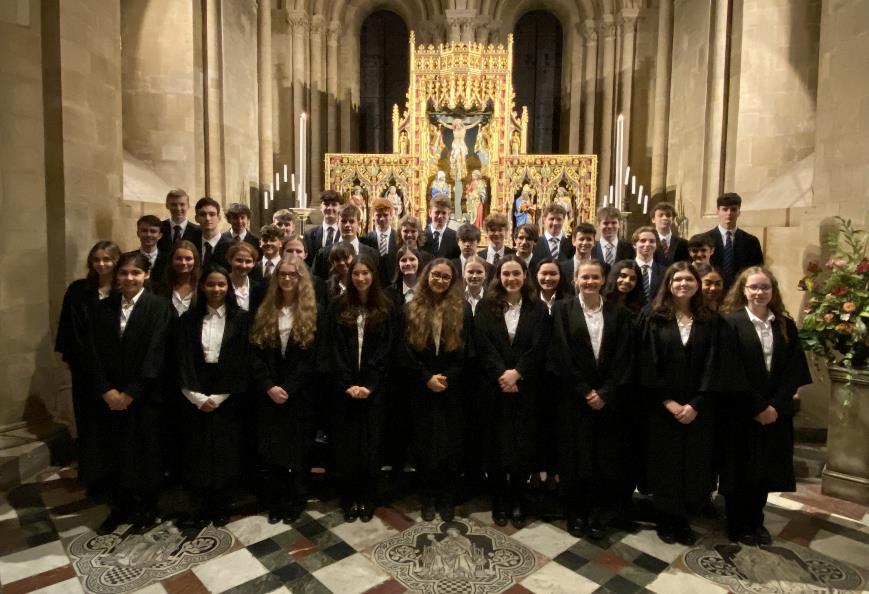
[55,187,811,549]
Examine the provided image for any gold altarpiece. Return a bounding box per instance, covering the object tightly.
[324,33,597,234]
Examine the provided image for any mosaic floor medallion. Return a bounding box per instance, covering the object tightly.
[67,521,234,593]
[372,519,537,594]
[683,539,866,594]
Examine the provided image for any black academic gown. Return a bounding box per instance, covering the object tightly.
[321,301,396,493]
[250,316,322,472]
[85,291,172,493]
[549,299,634,499]
[473,298,550,471]
[55,280,107,461]
[176,305,251,490]
[719,309,811,494]
[637,312,722,512]
[401,304,473,470]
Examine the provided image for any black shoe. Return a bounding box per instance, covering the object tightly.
[493,509,509,527]
[587,518,605,541]
[754,526,772,545]
[674,523,696,546]
[283,505,303,524]
[359,503,374,523]
[421,505,436,522]
[439,506,455,522]
[738,530,759,546]
[511,506,526,529]
[656,522,677,544]
[343,503,359,523]
[568,517,587,538]
[267,510,282,524]
[97,510,127,535]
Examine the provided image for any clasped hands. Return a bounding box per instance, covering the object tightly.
[585,390,605,410]
[663,399,697,424]
[427,374,449,393]
[498,369,521,393]
[754,405,778,425]
[345,385,371,399]
[102,389,133,411]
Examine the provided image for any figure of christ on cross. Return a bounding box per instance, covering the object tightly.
[432,114,486,182]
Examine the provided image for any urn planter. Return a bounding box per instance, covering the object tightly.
[822,366,869,504]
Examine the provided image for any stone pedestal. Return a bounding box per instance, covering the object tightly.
[822,367,869,504]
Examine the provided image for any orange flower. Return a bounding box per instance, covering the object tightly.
[823,313,836,323]
[842,301,857,313]
[835,323,852,335]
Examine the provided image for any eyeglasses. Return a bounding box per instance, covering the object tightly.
[430,271,453,281]
[277,271,300,279]
[746,284,772,292]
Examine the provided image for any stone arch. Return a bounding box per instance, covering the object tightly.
[490,0,589,35]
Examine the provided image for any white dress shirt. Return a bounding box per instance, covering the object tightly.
[120,288,145,336]
[279,305,294,353]
[402,281,416,303]
[429,225,447,250]
[746,308,776,371]
[182,304,230,408]
[504,299,522,342]
[718,224,738,244]
[261,255,281,278]
[172,289,193,315]
[580,296,604,361]
[600,238,620,263]
[540,291,557,313]
[202,232,221,254]
[465,288,483,315]
[356,313,366,368]
[232,229,248,242]
[322,223,339,243]
[233,276,250,311]
[677,316,693,345]
[171,218,190,235]
[140,247,159,268]
[485,246,506,265]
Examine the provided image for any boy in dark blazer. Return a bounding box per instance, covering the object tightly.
[364,197,399,286]
[194,196,233,269]
[312,203,379,278]
[158,189,200,252]
[632,226,665,305]
[478,212,515,265]
[532,203,574,262]
[423,195,460,259]
[221,202,260,253]
[705,192,764,289]
[591,206,634,266]
[650,201,688,266]
[303,190,342,267]
[127,214,168,289]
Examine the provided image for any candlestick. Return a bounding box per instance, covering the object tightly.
[625,165,630,185]
[291,173,295,192]
[631,176,636,195]
[263,190,269,210]
[283,164,288,183]
[637,185,643,204]
[609,185,614,208]
[643,193,648,214]
[275,172,280,192]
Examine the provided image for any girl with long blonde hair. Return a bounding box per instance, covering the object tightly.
[250,256,320,524]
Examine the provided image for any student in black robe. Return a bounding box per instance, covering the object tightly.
[281,234,328,310]
[384,245,421,309]
[56,241,121,498]
[226,241,263,314]
[250,256,322,524]
[474,255,550,528]
[324,242,355,304]
[719,267,811,545]
[176,265,250,527]
[693,262,725,313]
[86,252,173,533]
[549,260,634,539]
[637,261,721,545]
[401,258,472,521]
[322,255,395,523]
[602,260,644,315]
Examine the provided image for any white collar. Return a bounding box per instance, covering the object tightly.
[746,308,775,326]
[544,231,563,242]
[171,218,189,229]
[506,298,522,311]
[323,222,338,232]
[635,255,654,267]
[488,245,504,256]
[232,229,247,240]
[430,224,447,234]
[202,232,221,247]
[376,227,391,236]
[122,288,145,307]
[718,224,738,237]
[233,276,250,292]
[402,281,415,296]
[602,237,618,247]
[657,229,672,241]
[140,247,158,258]
[263,255,281,267]
[206,304,227,318]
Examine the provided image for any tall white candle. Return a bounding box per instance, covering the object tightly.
[263,190,269,210]
[632,176,636,195]
[283,164,288,183]
[637,184,643,204]
[625,165,630,185]
[609,185,614,208]
[643,193,648,214]
[291,173,296,192]
[275,172,280,192]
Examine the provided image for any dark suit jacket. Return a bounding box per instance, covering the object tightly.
[706,227,764,287]
[158,219,201,253]
[636,260,666,305]
[199,235,233,270]
[365,229,399,286]
[311,241,380,279]
[423,227,461,259]
[532,236,575,262]
[653,232,689,266]
[221,230,261,256]
[476,246,516,265]
[559,257,609,296]
[591,239,635,264]
[303,224,339,267]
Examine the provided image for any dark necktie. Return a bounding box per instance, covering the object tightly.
[723,231,735,283]
[204,242,213,264]
[379,232,388,256]
[264,260,274,278]
[642,264,652,301]
[173,225,182,243]
[233,235,240,242]
[433,230,441,251]
[325,227,335,247]
[549,237,559,259]
[661,237,669,255]
[493,251,501,266]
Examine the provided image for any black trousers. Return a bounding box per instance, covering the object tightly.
[490,468,530,512]
[264,465,307,513]
[725,490,768,536]
[418,461,459,508]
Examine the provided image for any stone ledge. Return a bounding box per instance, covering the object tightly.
[0,420,73,491]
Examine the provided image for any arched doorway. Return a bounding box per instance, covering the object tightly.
[359,11,410,153]
[512,11,563,154]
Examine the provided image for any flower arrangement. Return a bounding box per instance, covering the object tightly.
[798,217,869,370]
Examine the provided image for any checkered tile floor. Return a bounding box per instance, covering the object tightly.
[0,466,867,593]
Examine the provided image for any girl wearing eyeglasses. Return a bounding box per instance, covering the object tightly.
[719,267,811,545]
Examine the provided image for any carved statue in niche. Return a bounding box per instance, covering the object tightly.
[475,127,491,166]
[553,186,574,221]
[350,185,369,231]
[430,170,450,199]
[513,183,537,228]
[510,130,521,154]
[399,130,409,154]
[465,169,488,227]
[383,184,405,226]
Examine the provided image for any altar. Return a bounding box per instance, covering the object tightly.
[324,34,597,234]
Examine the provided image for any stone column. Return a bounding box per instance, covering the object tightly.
[445,9,476,43]
[598,17,617,202]
[310,15,324,199]
[702,0,730,212]
[650,0,673,199]
[475,18,489,44]
[257,0,273,212]
[289,12,308,195]
[617,9,639,182]
[326,21,339,153]
[581,21,597,154]
[568,23,583,153]
[203,0,224,199]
